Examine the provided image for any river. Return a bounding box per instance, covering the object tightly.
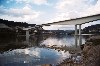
[0,34,86,66]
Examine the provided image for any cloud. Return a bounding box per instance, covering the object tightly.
[15,0,48,5]
[6,0,14,3]
[43,0,99,30]
[79,0,100,16]
[31,0,48,5]
[55,0,98,17]
[56,0,90,10]
[0,5,41,22]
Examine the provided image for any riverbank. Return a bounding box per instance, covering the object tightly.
[57,35,100,66]
[82,35,100,66]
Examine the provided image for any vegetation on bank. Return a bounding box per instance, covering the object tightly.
[82,24,100,34]
[0,19,35,27]
[82,35,100,66]
[86,36,100,45]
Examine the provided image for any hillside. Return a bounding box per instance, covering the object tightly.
[82,24,100,34]
[0,19,36,27]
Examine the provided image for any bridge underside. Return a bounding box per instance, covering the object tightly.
[45,14,100,25]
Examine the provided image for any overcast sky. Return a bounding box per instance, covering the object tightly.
[0,0,100,30]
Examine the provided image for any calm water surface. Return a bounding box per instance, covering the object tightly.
[0,35,86,66]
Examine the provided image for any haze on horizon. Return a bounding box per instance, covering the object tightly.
[0,0,100,30]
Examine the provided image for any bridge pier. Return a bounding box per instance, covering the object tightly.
[75,25,78,48]
[75,24,82,48]
[79,24,82,46]
[26,30,30,42]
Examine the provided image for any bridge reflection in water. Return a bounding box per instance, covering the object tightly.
[0,34,86,66]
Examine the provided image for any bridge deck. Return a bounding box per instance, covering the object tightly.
[42,14,100,25]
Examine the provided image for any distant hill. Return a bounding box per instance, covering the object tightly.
[82,24,100,34]
[0,19,36,27]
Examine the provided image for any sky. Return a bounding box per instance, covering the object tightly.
[0,0,100,30]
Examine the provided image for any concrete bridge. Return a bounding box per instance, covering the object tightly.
[23,14,100,47]
[42,14,100,48]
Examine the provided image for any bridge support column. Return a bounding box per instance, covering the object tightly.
[75,25,78,48]
[26,30,29,42]
[79,24,82,46]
